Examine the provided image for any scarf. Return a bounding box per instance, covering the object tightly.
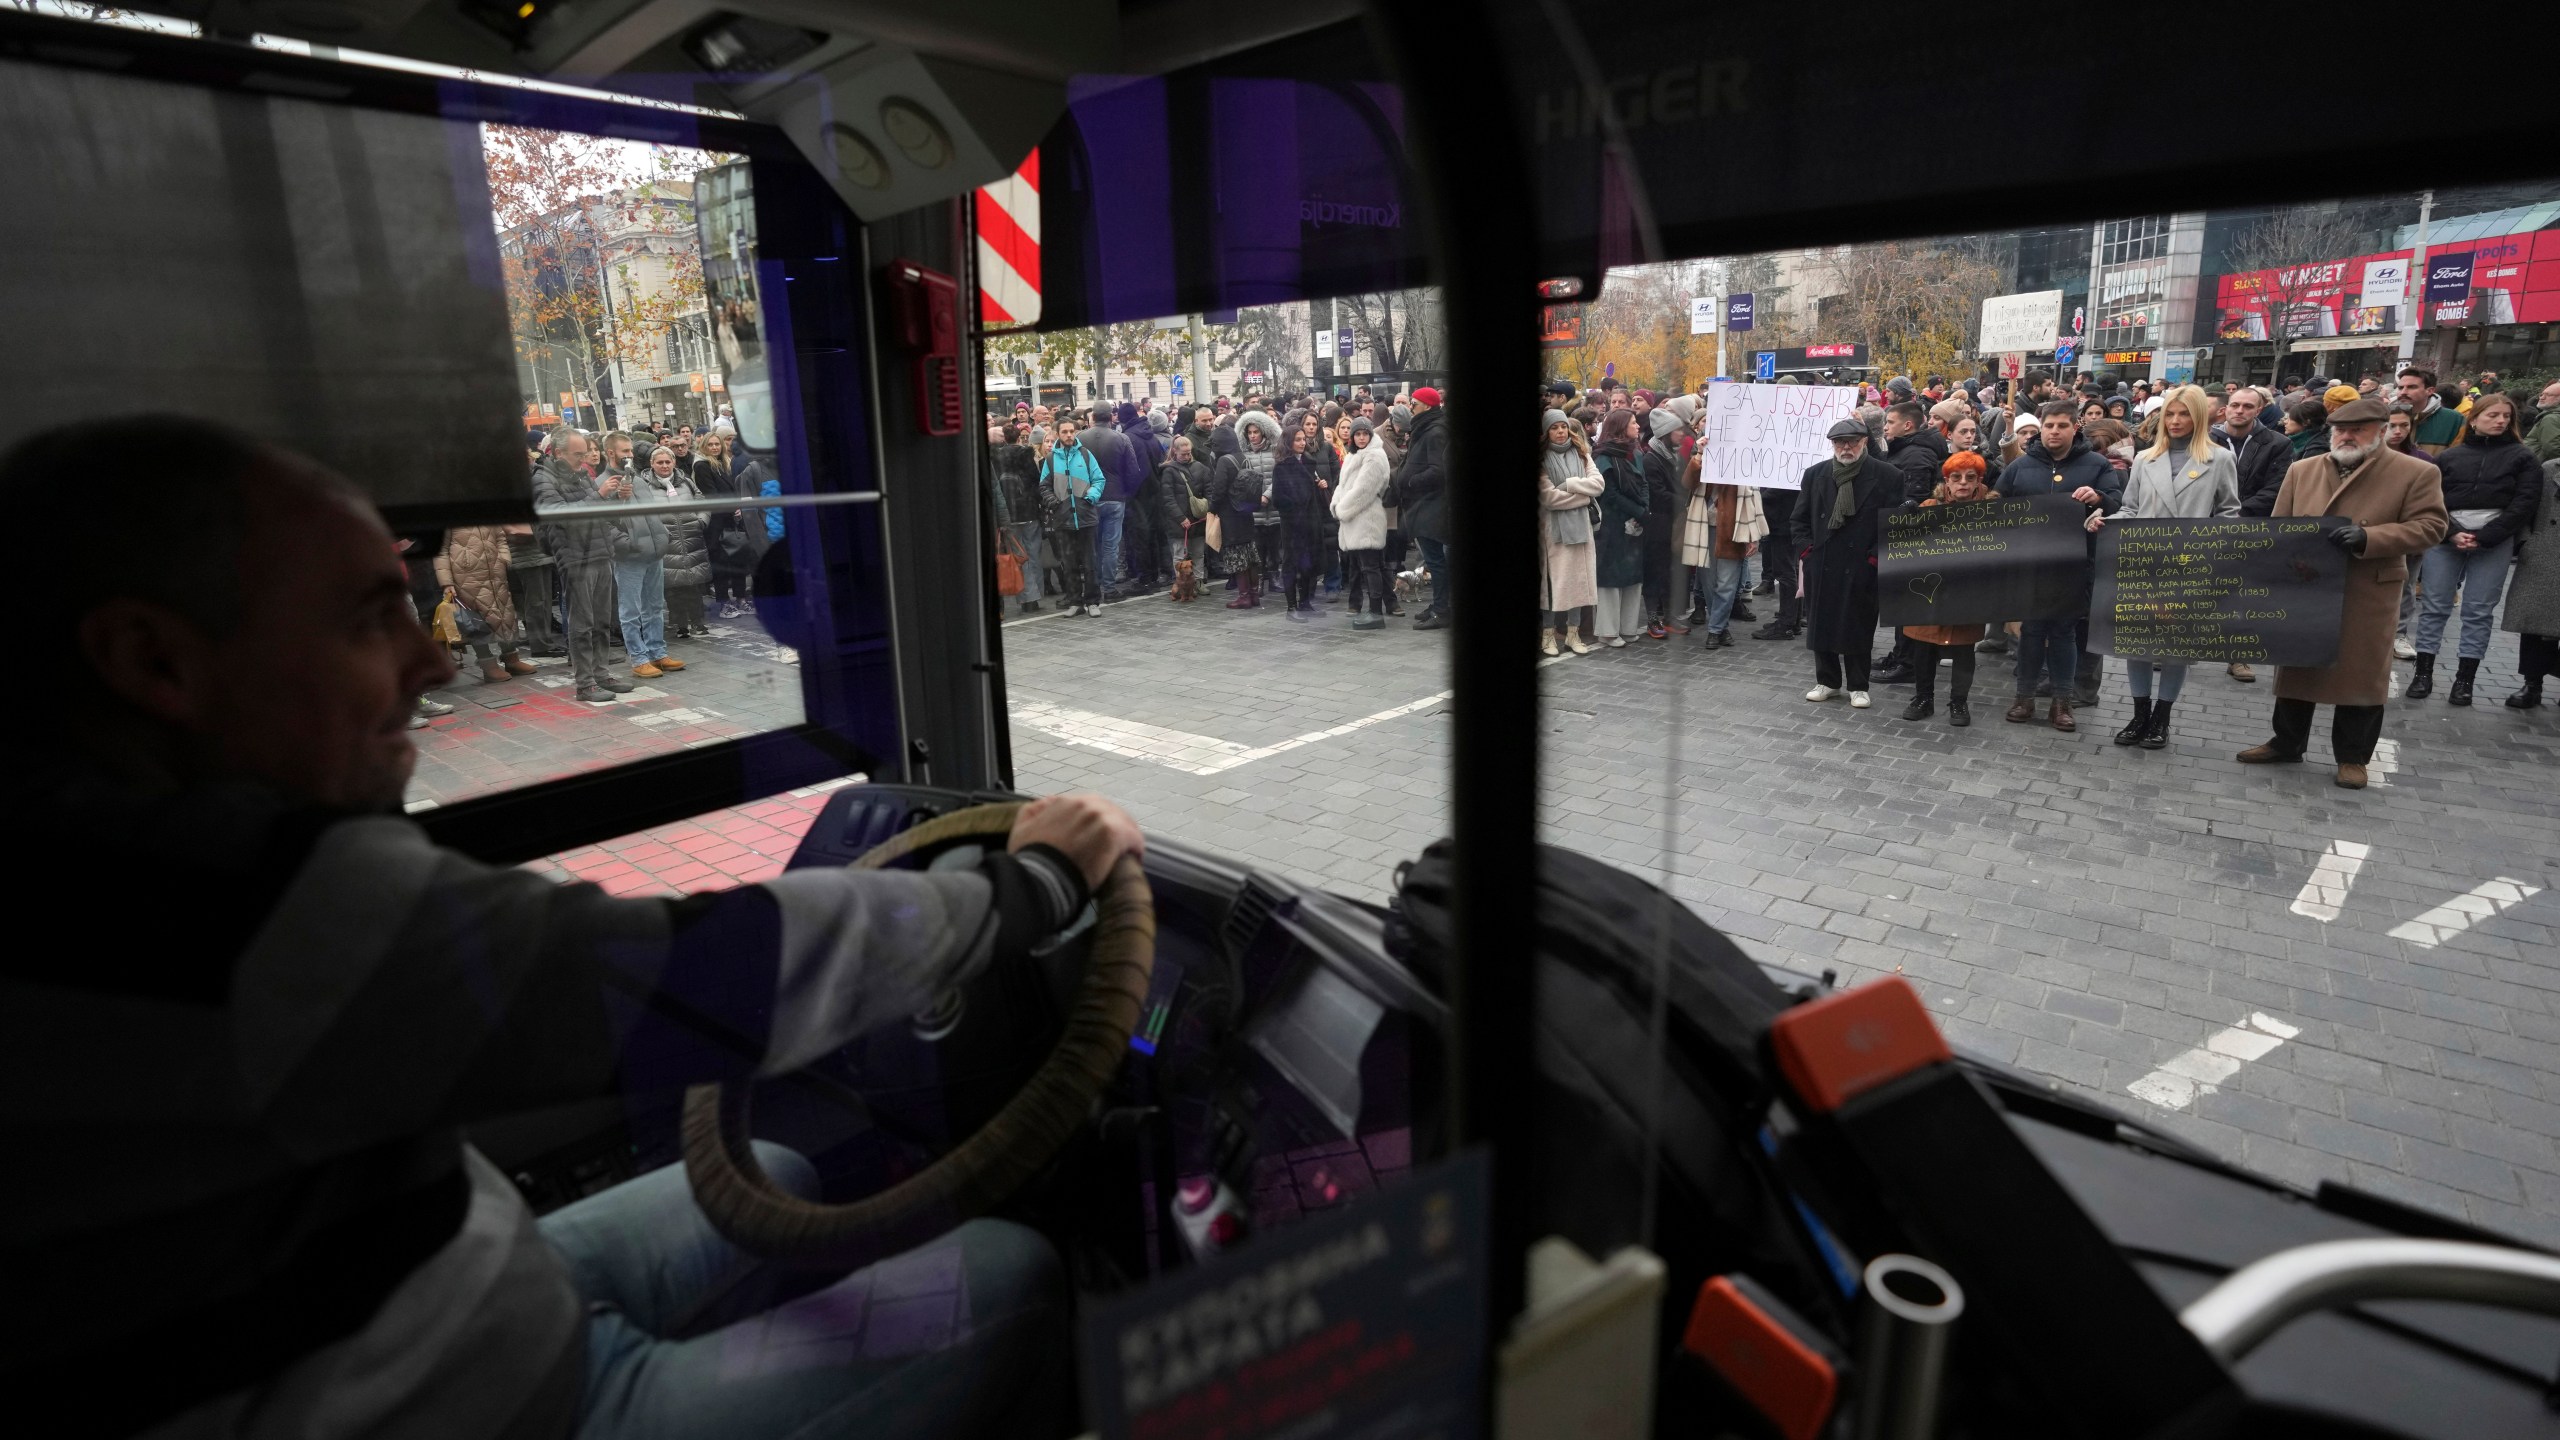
[1828,457,1861,533]
[1543,421,1593,547]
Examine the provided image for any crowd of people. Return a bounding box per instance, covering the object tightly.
[987,364,2560,788]
[409,411,780,719]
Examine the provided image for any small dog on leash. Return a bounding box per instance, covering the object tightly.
[1171,557,1199,602]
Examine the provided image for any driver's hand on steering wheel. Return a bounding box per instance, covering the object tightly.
[1010,793,1145,892]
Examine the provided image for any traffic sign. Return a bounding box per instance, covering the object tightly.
[1752,350,1776,381]
[1171,375,1185,395]
[2053,340,2078,368]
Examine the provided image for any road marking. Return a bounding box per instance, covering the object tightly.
[629,706,723,728]
[2388,877,2543,948]
[1010,692,1451,776]
[2126,1012,2301,1112]
[2289,840,2372,922]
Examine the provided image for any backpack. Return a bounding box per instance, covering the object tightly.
[1388,841,1849,1367]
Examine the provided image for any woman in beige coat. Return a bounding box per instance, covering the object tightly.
[1538,409,1605,655]
[2238,397,2447,788]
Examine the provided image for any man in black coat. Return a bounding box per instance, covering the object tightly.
[2213,384,2293,681]
[1079,405,1141,599]
[1790,418,1903,704]
[1870,402,1950,683]
[2223,385,2294,517]
[1994,402,2123,728]
[1394,388,1452,628]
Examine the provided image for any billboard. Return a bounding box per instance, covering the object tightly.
[2214,229,2560,340]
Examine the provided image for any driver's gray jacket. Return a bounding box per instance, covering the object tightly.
[5,779,1082,1440]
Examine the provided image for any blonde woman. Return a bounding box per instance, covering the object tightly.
[1537,408,1605,655]
[2087,383,2239,749]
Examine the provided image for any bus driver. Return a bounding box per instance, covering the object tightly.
[3,417,1135,1440]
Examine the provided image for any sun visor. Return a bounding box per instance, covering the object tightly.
[2,54,534,526]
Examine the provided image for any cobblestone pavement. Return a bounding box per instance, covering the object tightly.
[999,580,2560,1244]
[439,573,2560,1242]
[401,620,807,812]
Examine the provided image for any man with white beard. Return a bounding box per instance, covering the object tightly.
[2236,397,2448,788]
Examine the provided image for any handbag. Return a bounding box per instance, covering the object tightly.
[995,527,1027,596]
[1205,512,1224,552]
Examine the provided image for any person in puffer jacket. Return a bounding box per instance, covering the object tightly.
[2406,391,2543,705]
[1332,417,1393,628]
[658,449,714,641]
[1210,411,1283,608]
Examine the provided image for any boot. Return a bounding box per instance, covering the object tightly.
[502,650,538,676]
[477,658,511,684]
[2050,698,2076,733]
[2005,696,2037,723]
[2506,678,2546,709]
[1947,695,1971,727]
[2115,697,2153,746]
[2404,652,2435,698]
[1731,599,1757,623]
[2448,657,2478,706]
[2141,700,2173,750]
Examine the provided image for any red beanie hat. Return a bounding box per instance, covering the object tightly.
[1411,386,1442,407]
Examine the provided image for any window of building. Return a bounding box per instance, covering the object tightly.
[2099,215,2171,267]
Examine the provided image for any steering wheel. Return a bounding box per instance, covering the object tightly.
[679,801,1155,1267]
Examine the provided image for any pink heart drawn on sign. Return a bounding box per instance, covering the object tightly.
[1909,573,1943,604]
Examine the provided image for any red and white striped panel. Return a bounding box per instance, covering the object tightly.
[974,151,1040,326]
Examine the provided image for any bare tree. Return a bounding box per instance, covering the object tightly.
[1335,289,1444,372]
[1807,238,2004,383]
[1206,307,1297,390]
[2220,203,2392,386]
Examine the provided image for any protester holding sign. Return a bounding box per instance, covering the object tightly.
[2086,385,2239,750]
[1996,402,2122,731]
[1793,418,1903,707]
[2238,397,2448,788]
[1897,452,1996,726]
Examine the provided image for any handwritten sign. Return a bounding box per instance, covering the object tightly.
[2089,517,2349,666]
[1081,1151,1488,1440]
[1700,381,1861,491]
[1878,494,2090,627]
[1980,289,2063,354]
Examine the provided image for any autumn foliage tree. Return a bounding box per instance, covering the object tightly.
[482,124,734,426]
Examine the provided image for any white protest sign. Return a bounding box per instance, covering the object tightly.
[1978,289,2062,355]
[1690,297,1718,335]
[1701,381,1862,491]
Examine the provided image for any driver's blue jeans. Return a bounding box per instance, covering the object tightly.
[537,1143,1071,1440]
